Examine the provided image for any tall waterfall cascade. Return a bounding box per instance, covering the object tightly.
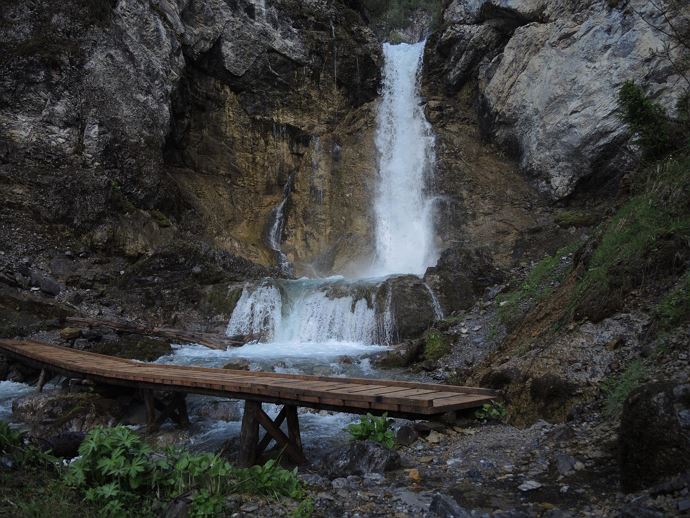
[371,42,437,276]
[226,41,440,349]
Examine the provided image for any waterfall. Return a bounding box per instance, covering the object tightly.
[226,42,441,350]
[267,175,293,275]
[371,41,437,276]
[226,279,392,345]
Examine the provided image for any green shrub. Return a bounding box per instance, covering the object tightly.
[64,426,310,517]
[655,270,690,330]
[423,329,450,360]
[474,401,507,422]
[346,413,394,448]
[573,154,690,320]
[618,81,675,160]
[602,360,647,418]
[498,241,581,326]
[0,421,57,468]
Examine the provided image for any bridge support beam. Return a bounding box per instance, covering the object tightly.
[238,400,304,467]
[142,390,190,432]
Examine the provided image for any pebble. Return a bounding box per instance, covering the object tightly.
[426,430,442,444]
[240,503,258,512]
[406,468,421,483]
[518,480,543,492]
[419,456,434,463]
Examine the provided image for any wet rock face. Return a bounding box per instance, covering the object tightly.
[0,0,381,287]
[427,0,690,200]
[619,382,690,492]
[377,275,438,341]
[424,247,504,314]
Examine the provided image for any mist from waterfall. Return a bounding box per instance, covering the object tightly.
[370,41,437,276]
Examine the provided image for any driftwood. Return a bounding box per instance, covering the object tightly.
[65,316,244,350]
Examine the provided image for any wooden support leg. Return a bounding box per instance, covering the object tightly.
[238,400,260,468]
[143,390,158,433]
[37,369,47,393]
[286,405,302,453]
[174,393,190,428]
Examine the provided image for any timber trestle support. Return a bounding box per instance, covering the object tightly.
[238,401,304,467]
[141,390,190,432]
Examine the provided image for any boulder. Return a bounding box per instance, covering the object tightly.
[619,382,690,491]
[377,275,438,341]
[323,440,401,478]
[12,392,126,436]
[429,493,472,518]
[424,247,504,314]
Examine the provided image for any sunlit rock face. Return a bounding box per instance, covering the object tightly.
[428,0,690,200]
[0,0,382,276]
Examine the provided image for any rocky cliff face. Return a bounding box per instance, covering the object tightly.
[0,0,382,329]
[425,0,689,200]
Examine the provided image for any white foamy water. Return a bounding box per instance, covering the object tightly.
[226,277,394,346]
[371,41,437,276]
[0,381,33,422]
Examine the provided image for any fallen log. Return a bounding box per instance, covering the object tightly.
[65,316,244,350]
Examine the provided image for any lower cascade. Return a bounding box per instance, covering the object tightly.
[226,278,394,345]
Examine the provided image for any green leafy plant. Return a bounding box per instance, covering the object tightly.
[602,360,648,418]
[423,329,450,361]
[0,421,57,468]
[346,413,394,448]
[234,458,304,500]
[474,401,507,422]
[63,426,311,517]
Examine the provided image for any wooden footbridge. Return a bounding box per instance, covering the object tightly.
[0,339,496,466]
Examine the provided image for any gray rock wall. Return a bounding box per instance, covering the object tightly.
[427,0,690,199]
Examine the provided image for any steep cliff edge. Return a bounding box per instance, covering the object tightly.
[0,0,382,330]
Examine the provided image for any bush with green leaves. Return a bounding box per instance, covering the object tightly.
[64,426,310,517]
[618,81,676,160]
[474,401,507,422]
[0,421,57,468]
[602,360,647,418]
[346,413,394,448]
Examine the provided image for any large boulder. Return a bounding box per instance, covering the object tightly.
[424,247,504,314]
[322,439,401,478]
[619,382,690,492]
[12,392,127,436]
[377,275,438,341]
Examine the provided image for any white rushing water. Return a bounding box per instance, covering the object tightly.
[371,41,437,276]
[226,278,394,346]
